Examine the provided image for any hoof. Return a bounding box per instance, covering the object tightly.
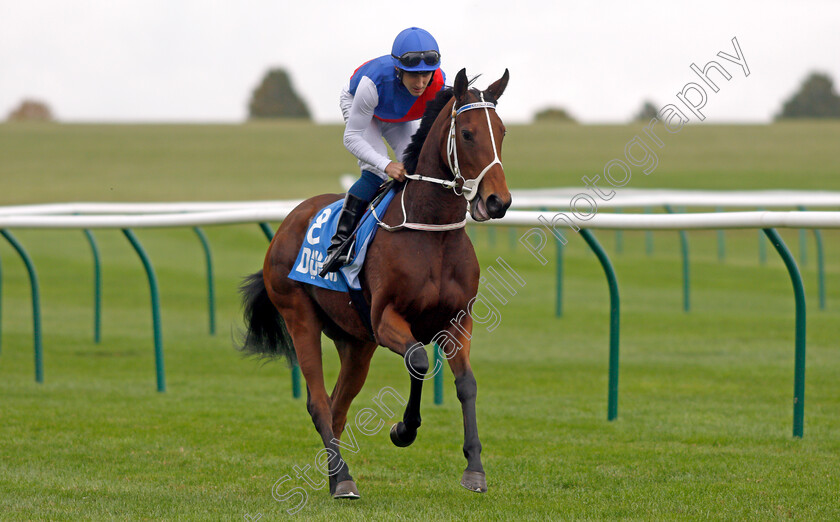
[333,480,360,500]
[460,470,487,493]
[389,422,417,448]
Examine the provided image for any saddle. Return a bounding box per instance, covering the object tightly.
[287,183,399,336]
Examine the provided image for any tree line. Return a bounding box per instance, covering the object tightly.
[5,70,840,123]
[536,71,840,124]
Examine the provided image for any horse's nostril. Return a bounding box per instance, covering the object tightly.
[486,194,507,218]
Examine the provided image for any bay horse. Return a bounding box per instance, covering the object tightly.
[239,68,511,499]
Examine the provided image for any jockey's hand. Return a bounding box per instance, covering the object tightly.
[385,162,407,182]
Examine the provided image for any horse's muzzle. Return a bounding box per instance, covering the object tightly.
[485,193,511,219]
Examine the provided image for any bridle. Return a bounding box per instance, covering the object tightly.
[374,92,503,232]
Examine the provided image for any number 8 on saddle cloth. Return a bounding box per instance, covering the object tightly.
[288,187,398,293]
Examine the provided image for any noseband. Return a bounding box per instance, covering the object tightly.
[376,93,503,232]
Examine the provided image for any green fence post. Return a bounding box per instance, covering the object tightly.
[193,227,216,335]
[291,361,302,399]
[488,226,496,249]
[539,207,564,318]
[122,229,166,393]
[259,222,274,241]
[83,230,102,344]
[508,227,517,251]
[579,229,621,421]
[555,238,564,318]
[794,208,825,308]
[644,207,654,256]
[1,230,43,383]
[813,229,826,310]
[434,342,444,405]
[664,206,690,312]
[259,222,301,399]
[679,231,690,312]
[762,228,806,438]
[797,206,808,267]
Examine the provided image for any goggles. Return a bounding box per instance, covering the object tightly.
[391,50,441,68]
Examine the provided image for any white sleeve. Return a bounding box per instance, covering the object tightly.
[342,77,393,173]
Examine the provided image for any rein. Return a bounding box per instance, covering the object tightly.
[374,92,502,232]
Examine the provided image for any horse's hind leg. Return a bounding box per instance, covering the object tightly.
[330,338,377,440]
[269,292,360,499]
[373,304,429,448]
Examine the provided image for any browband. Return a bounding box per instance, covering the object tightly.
[456,101,496,115]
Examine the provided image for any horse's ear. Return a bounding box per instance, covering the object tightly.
[454,68,469,103]
[485,69,510,101]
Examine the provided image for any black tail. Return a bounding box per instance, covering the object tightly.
[237,270,297,366]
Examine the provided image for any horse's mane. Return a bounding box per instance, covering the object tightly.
[402,76,487,175]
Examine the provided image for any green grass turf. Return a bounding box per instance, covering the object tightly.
[1,122,839,520]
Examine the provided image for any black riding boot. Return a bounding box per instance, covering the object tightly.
[319,193,369,276]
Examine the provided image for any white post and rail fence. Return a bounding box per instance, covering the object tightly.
[2,189,838,439]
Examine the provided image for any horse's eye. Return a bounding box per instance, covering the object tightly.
[461,129,473,142]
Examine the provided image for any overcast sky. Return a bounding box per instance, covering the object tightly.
[2,0,838,124]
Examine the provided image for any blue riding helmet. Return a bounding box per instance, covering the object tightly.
[390,27,441,73]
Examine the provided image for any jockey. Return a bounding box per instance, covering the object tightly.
[320,27,446,276]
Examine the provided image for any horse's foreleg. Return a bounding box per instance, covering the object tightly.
[374,305,428,447]
[444,317,486,493]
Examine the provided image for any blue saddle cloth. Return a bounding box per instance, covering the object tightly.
[288,188,397,292]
